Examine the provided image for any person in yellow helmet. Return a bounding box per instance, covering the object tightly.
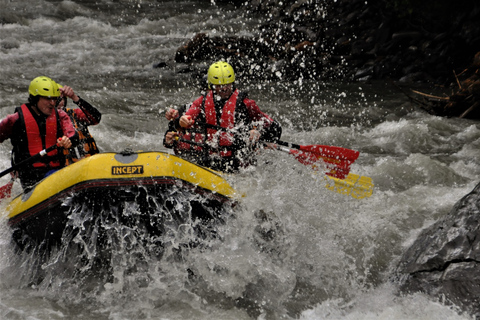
[167,61,282,172]
[0,76,79,190]
[55,83,101,165]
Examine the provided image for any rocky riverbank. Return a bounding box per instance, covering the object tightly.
[171,0,480,119]
[175,0,480,86]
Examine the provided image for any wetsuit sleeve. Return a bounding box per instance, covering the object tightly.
[72,97,102,125]
[184,96,205,121]
[243,98,282,142]
[0,113,19,143]
[58,109,79,147]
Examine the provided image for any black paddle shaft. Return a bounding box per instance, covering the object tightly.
[275,140,301,150]
[0,144,59,179]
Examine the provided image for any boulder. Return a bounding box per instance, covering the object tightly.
[395,181,480,317]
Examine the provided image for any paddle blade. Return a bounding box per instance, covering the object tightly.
[0,180,14,199]
[298,144,360,162]
[288,149,342,178]
[324,173,374,199]
[290,145,359,179]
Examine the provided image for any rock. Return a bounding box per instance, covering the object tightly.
[152,61,167,69]
[395,181,480,317]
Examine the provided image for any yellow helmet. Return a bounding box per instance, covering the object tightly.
[28,76,61,98]
[207,61,235,88]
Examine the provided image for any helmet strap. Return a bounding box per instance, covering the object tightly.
[54,96,67,109]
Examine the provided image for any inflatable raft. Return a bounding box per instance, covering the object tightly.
[5,151,239,252]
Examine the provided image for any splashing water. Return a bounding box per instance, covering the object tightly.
[0,0,478,319]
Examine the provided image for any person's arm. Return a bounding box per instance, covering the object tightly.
[163,104,189,148]
[165,108,179,121]
[60,85,101,125]
[166,105,187,130]
[179,96,204,128]
[163,121,179,148]
[0,113,19,143]
[58,109,79,147]
[243,98,282,142]
[73,98,102,125]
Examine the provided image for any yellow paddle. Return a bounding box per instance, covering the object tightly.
[323,172,374,199]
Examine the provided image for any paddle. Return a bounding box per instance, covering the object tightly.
[178,121,359,178]
[0,144,60,199]
[172,135,373,198]
[0,144,59,180]
[0,179,14,199]
[324,172,374,199]
[263,142,373,198]
[264,141,359,179]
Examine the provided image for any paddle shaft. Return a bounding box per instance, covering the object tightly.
[275,140,301,149]
[200,122,359,160]
[263,141,293,154]
[180,121,357,158]
[173,122,371,196]
[172,121,359,178]
[0,144,59,179]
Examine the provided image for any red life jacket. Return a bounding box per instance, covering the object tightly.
[177,90,239,157]
[20,104,60,168]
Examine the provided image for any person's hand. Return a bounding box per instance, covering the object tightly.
[165,108,179,121]
[179,115,194,128]
[249,128,261,143]
[263,142,277,150]
[59,85,80,103]
[165,131,178,145]
[57,136,72,149]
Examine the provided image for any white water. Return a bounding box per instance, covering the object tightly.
[0,0,479,319]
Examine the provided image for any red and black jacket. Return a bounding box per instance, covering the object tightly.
[173,90,282,171]
[11,104,68,170]
[176,90,239,157]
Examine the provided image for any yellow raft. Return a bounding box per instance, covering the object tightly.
[6,151,239,251]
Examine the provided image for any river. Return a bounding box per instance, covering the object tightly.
[0,0,478,319]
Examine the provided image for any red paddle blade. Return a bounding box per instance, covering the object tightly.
[299,145,360,162]
[289,146,358,179]
[0,180,13,199]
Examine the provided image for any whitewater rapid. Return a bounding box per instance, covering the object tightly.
[0,0,479,319]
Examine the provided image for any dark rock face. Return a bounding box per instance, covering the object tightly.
[172,0,480,86]
[395,182,480,317]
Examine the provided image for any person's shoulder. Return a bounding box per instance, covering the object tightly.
[193,94,205,103]
[14,103,28,113]
[238,91,256,106]
[8,112,20,120]
[57,108,71,118]
[1,112,20,125]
